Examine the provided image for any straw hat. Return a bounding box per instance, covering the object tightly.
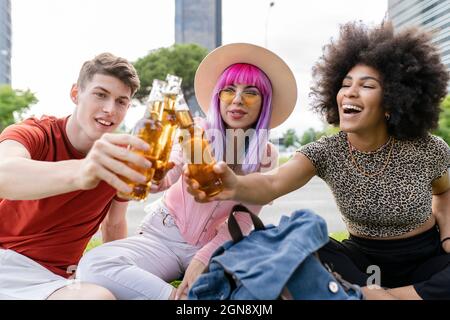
[194,43,297,129]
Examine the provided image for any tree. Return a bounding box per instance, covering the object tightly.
[300,128,320,146]
[298,125,340,146]
[133,43,209,104]
[435,95,450,146]
[282,128,300,148]
[322,125,340,136]
[0,85,38,132]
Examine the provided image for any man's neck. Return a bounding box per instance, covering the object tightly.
[65,115,93,155]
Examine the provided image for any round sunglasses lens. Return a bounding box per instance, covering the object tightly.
[219,90,235,103]
[242,93,259,105]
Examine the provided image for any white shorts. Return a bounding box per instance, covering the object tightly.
[0,248,73,300]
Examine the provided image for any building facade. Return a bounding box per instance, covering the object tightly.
[388,0,449,91]
[175,0,222,116]
[175,0,222,51]
[0,0,11,84]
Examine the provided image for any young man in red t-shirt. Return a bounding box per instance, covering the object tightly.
[0,53,151,299]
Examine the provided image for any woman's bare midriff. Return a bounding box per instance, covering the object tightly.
[348,215,437,240]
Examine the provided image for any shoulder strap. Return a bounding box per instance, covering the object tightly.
[228,204,265,243]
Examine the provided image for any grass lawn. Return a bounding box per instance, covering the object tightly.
[278,156,291,165]
[84,237,103,254]
[329,231,349,242]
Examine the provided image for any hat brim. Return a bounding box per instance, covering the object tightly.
[194,43,297,129]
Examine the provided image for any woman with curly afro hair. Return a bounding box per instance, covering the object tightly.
[185,21,450,300]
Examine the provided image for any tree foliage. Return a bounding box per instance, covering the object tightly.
[435,95,450,146]
[0,85,38,132]
[282,128,300,148]
[298,126,339,146]
[281,126,340,148]
[133,43,208,103]
[300,128,321,146]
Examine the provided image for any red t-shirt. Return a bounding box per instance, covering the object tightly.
[0,116,125,278]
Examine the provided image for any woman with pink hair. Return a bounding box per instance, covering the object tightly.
[76,43,297,300]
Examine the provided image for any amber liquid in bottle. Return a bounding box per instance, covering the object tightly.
[152,93,179,184]
[176,110,223,197]
[117,112,164,201]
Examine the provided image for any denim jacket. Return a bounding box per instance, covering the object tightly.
[188,209,363,300]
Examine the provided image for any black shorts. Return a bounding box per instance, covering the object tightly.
[317,225,450,300]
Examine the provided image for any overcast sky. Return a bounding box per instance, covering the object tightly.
[11,0,388,136]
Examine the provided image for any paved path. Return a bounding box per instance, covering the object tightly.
[124,176,345,235]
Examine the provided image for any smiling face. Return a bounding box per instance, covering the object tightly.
[69,73,131,150]
[336,64,386,136]
[219,83,262,130]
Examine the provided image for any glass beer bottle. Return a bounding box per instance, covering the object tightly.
[147,79,167,117]
[151,74,182,184]
[176,105,223,197]
[117,82,166,201]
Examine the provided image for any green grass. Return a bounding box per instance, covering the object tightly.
[84,237,103,253]
[329,231,349,242]
[278,156,291,165]
[171,280,181,288]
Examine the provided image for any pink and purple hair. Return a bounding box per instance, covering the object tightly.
[206,63,273,174]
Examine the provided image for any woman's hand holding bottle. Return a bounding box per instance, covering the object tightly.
[183,161,239,203]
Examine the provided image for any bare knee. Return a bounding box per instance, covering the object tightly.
[47,282,116,300]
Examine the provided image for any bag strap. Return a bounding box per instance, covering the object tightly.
[228,204,265,243]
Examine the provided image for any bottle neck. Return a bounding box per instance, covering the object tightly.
[163,93,178,110]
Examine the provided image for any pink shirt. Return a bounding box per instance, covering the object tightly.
[151,118,279,265]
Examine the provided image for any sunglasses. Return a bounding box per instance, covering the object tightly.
[218,88,261,106]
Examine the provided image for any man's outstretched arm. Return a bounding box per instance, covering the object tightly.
[0,134,151,200]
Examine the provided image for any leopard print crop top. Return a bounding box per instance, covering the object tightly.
[298,131,450,238]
